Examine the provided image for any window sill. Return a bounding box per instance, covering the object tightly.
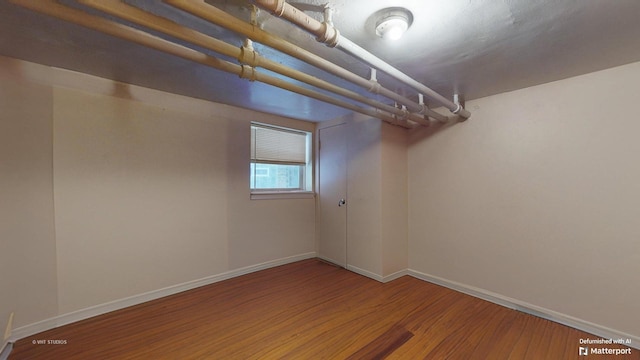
[250,191,315,200]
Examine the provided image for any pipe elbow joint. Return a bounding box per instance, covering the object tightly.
[271,0,286,16]
[368,80,381,94]
[316,23,340,48]
[255,0,285,16]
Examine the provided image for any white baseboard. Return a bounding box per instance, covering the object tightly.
[317,259,408,283]
[346,264,383,282]
[315,255,345,268]
[408,269,640,350]
[382,269,409,283]
[9,252,316,343]
[0,341,12,360]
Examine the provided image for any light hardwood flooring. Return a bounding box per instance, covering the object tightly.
[10,259,638,359]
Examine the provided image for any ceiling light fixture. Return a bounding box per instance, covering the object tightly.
[375,8,413,41]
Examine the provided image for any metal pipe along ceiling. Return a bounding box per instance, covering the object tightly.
[12,1,413,128]
[11,0,466,127]
[253,0,471,119]
[163,0,450,123]
[77,0,430,127]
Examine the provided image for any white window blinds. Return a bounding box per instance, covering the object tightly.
[251,124,307,165]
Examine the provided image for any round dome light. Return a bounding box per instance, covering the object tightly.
[375,8,412,41]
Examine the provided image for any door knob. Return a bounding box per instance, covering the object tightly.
[338,198,346,207]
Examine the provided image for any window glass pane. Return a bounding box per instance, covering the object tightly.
[250,163,304,190]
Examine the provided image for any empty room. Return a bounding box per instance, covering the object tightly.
[1,0,639,359]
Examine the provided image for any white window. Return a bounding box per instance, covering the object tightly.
[250,123,312,194]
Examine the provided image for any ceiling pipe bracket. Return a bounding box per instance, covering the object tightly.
[238,40,260,67]
[370,68,377,82]
[400,105,409,121]
[416,93,429,117]
[367,68,382,93]
[249,5,259,26]
[323,4,334,27]
[239,64,258,81]
[451,93,468,121]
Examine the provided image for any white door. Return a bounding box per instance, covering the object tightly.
[318,124,347,267]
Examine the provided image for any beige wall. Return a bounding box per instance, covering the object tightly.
[346,115,382,275]
[1,55,315,329]
[381,123,408,277]
[408,61,640,338]
[53,88,230,313]
[0,62,58,335]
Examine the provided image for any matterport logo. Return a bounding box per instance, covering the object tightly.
[579,338,633,356]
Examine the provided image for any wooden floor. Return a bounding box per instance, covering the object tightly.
[10,259,637,359]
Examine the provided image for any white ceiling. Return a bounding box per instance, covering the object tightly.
[2,0,640,122]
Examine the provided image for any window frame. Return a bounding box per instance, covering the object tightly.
[250,122,314,200]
